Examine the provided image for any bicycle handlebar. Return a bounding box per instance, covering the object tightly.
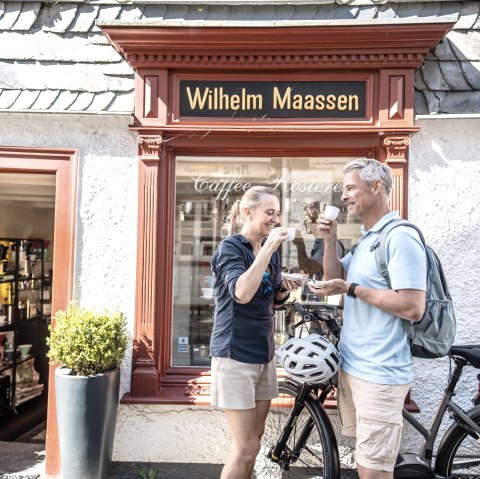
[287,300,342,339]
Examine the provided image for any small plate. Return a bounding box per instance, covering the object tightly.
[282,272,308,282]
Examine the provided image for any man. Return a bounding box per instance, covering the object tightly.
[308,158,426,479]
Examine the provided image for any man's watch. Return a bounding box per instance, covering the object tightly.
[347,282,359,299]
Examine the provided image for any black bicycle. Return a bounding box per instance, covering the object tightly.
[260,300,480,479]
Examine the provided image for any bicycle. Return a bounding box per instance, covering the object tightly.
[260,299,480,479]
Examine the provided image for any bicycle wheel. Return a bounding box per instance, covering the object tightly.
[256,380,340,479]
[435,405,480,478]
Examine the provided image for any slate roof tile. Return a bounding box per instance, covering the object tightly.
[50,90,78,110]
[439,1,462,20]
[12,89,39,109]
[186,5,210,21]
[205,5,229,21]
[355,6,377,19]
[228,5,255,21]
[162,4,188,20]
[142,4,167,21]
[11,2,40,31]
[30,89,60,110]
[117,5,144,22]
[427,38,459,61]
[0,88,20,109]
[291,5,317,20]
[313,5,337,20]
[455,2,479,29]
[69,4,99,33]
[86,90,115,111]
[448,31,480,61]
[0,3,4,24]
[41,4,77,34]
[251,5,276,21]
[419,2,442,18]
[421,60,450,90]
[375,4,398,19]
[439,60,472,89]
[440,90,480,113]
[422,90,445,114]
[0,1,21,30]
[414,91,429,116]
[272,4,295,21]
[66,91,95,111]
[105,90,134,113]
[461,60,480,88]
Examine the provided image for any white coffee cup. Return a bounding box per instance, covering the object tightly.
[324,205,340,221]
[286,228,296,241]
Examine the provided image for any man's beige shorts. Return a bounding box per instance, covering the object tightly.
[338,369,410,472]
[210,357,279,410]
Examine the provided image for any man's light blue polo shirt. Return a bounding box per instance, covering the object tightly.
[340,211,427,385]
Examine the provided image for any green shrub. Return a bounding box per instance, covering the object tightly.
[47,302,128,376]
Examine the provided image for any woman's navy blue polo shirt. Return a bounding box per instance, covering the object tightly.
[209,234,282,364]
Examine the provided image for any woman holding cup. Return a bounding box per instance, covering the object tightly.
[209,185,302,479]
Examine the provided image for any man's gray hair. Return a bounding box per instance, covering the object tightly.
[343,158,393,196]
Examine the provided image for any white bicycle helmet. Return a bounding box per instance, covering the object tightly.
[276,334,340,385]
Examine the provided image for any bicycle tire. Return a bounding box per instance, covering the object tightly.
[256,379,340,478]
[435,404,480,477]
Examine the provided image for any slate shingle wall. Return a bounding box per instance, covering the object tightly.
[0,1,479,115]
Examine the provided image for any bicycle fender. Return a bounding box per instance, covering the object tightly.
[436,404,480,460]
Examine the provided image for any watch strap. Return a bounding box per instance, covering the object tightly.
[347,282,359,299]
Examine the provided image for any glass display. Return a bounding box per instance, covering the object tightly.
[171,156,362,367]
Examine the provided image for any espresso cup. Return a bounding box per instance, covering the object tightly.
[324,205,340,221]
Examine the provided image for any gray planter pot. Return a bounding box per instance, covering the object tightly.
[55,367,120,479]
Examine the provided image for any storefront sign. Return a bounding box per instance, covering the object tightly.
[180,80,366,119]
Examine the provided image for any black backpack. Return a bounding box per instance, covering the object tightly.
[371,219,456,359]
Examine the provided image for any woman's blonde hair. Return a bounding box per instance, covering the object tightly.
[227,186,280,234]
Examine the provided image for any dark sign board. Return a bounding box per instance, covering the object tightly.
[180,80,366,119]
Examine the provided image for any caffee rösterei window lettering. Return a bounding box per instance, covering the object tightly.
[171,156,362,367]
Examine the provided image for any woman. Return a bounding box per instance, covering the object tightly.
[210,185,301,479]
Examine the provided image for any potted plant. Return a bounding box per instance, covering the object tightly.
[47,302,128,479]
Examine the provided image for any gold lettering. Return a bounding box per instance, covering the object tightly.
[304,95,314,110]
[349,95,359,111]
[230,94,240,110]
[326,94,336,110]
[292,94,303,110]
[273,87,291,109]
[337,95,347,111]
[186,87,209,110]
[315,95,325,110]
[247,93,262,110]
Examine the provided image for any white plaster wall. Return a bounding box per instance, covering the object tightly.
[2,112,479,467]
[116,118,480,467]
[0,112,139,397]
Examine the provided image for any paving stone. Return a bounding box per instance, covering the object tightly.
[11,1,40,31]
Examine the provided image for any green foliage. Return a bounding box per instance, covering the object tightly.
[137,465,158,479]
[47,302,128,376]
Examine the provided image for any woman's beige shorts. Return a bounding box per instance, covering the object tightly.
[338,369,410,472]
[210,357,279,410]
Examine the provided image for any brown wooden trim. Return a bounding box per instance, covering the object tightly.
[101,23,455,70]
[0,146,78,478]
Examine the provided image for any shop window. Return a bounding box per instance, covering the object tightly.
[171,155,362,368]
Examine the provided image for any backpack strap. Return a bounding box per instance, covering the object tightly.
[372,219,427,342]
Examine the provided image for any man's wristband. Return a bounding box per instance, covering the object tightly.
[347,282,359,299]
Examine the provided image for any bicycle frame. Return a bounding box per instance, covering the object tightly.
[402,355,480,470]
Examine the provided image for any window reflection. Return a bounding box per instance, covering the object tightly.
[171,156,361,367]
